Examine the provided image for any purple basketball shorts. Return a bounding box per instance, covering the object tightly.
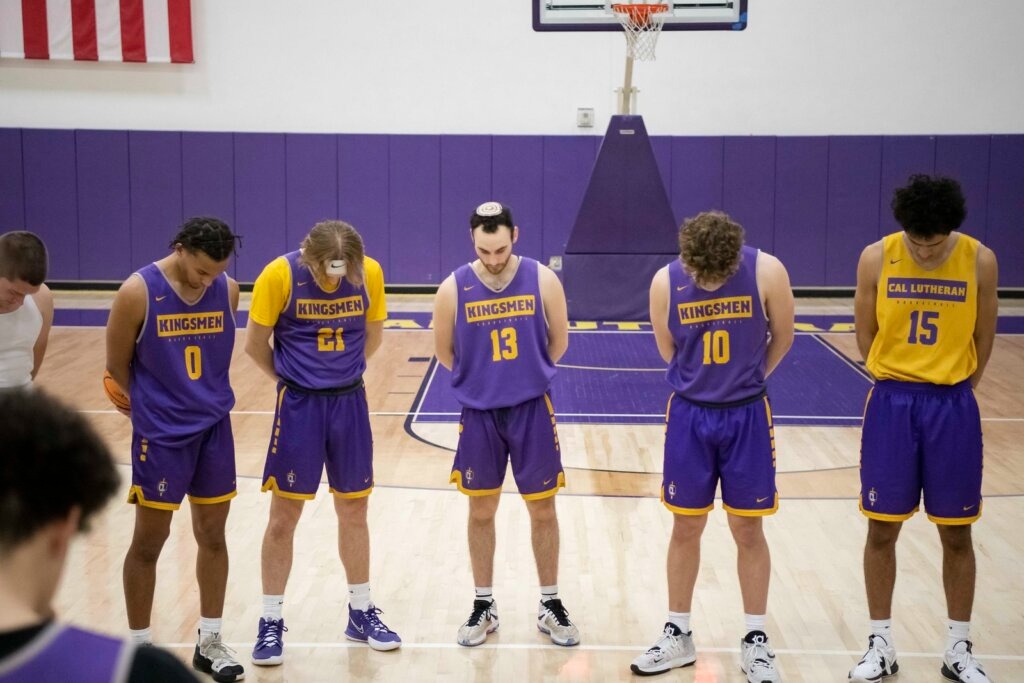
[450,393,564,500]
[860,379,983,524]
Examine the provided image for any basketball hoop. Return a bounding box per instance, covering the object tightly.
[612,3,669,62]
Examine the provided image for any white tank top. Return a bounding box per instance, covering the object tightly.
[0,293,43,388]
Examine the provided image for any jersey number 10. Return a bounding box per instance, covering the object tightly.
[702,330,730,365]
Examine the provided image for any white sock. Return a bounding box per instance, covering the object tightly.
[870,619,894,649]
[475,587,494,603]
[540,585,558,604]
[668,611,691,633]
[128,628,151,645]
[349,582,372,611]
[744,613,767,634]
[198,617,222,641]
[262,594,284,621]
[947,619,971,650]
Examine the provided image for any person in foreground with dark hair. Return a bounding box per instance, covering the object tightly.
[633,211,794,680]
[0,388,198,682]
[105,217,245,682]
[849,174,998,683]
[0,230,54,388]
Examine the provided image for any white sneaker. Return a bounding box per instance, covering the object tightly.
[457,599,499,647]
[630,623,696,676]
[942,640,992,682]
[193,631,245,682]
[741,630,780,682]
[849,634,899,682]
[537,598,580,646]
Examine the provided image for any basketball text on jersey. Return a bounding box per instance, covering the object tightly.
[155,312,225,336]
[296,296,365,319]
[464,295,536,323]
[885,278,967,302]
[676,296,753,325]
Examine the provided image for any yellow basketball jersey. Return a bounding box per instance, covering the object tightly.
[866,232,978,384]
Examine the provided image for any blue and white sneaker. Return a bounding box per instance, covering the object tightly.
[251,617,286,666]
[345,604,402,651]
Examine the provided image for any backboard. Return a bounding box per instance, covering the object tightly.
[533,0,747,32]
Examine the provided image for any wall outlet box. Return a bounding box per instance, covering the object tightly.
[548,255,563,271]
[576,108,594,128]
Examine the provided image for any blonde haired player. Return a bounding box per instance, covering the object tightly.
[849,175,998,683]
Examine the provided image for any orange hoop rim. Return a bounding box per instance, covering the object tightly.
[611,3,670,27]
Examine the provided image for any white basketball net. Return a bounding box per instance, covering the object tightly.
[613,4,669,61]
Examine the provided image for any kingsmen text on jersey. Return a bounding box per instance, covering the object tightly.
[452,257,556,410]
[866,232,979,385]
[272,251,369,389]
[130,263,235,445]
[666,246,768,404]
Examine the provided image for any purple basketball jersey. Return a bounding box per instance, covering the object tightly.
[451,257,556,410]
[665,247,768,403]
[0,624,133,682]
[273,251,369,389]
[130,263,235,445]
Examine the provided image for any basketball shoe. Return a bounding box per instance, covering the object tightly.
[942,640,991,682]
[345,604,402,651]
[849,634,899,682]
[537,598,580,646]
[457,599,500,646]
[630,622,696,676]
[251,617,287,666]
[740,630,780,682]
[192,631,245,682]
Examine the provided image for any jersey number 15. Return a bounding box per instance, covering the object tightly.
[908,310,939,345]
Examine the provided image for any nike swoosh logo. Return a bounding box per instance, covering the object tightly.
[350,620,364,634]
[464,285,475,291]
[963,504,976,511]
[297,281,308,287]
[364,477,370,483]
[155,295,167,302]
[756,496,769,503]
[889,259,902,264]
[543,479,553,486]
[677,285,688,291]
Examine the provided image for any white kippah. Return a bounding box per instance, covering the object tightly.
[475,201,504,217]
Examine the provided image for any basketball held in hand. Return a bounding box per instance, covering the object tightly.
[102,371,131,416]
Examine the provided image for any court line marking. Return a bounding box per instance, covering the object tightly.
[155,641,1024,660]
[78,409,1024,422]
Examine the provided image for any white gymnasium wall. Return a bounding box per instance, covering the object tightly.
[1,0,1022,135]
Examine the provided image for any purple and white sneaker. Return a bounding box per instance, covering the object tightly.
[345,604,402,651]
[251,617,286,666]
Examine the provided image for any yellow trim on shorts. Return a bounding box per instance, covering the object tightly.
[449,470,502,497]
[723,493,779,517]
[188,491,237,505]
[330,485,373,499]
[762,396,773,427]
[262,476,315,500]
[127,485,180,511]
[927,506,982,526]
[543,393,555,417]
[661,489,713,515]
[859,501,918,522]
[521,472,566,501]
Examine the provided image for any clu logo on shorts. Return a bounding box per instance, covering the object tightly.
[868,487,878,507]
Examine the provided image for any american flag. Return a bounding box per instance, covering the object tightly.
[0,0,193,63]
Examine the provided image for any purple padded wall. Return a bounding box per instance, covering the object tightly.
[671,137,723,222]
[650,136,673,213]
[826,137,882,286]
[181,132,236,276]
[440,136,491,277]
[543,136,598,261]
[492,136,544,262]
[563,253,668,320]
[389,135,441,283]
[23,130,78,279]
[0,129,25,232]
[76,130,130,280]
[987,135,1024,287]
[285,134,338,251]
[338,135,390,274]
[234,133,287,282]
[936,136,990,241]
[129,131,183,267]
[879,136,935,237]
[723,136,776,253]
[774,137,828,286]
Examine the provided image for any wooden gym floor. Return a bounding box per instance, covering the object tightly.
[40,293,1024,682]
